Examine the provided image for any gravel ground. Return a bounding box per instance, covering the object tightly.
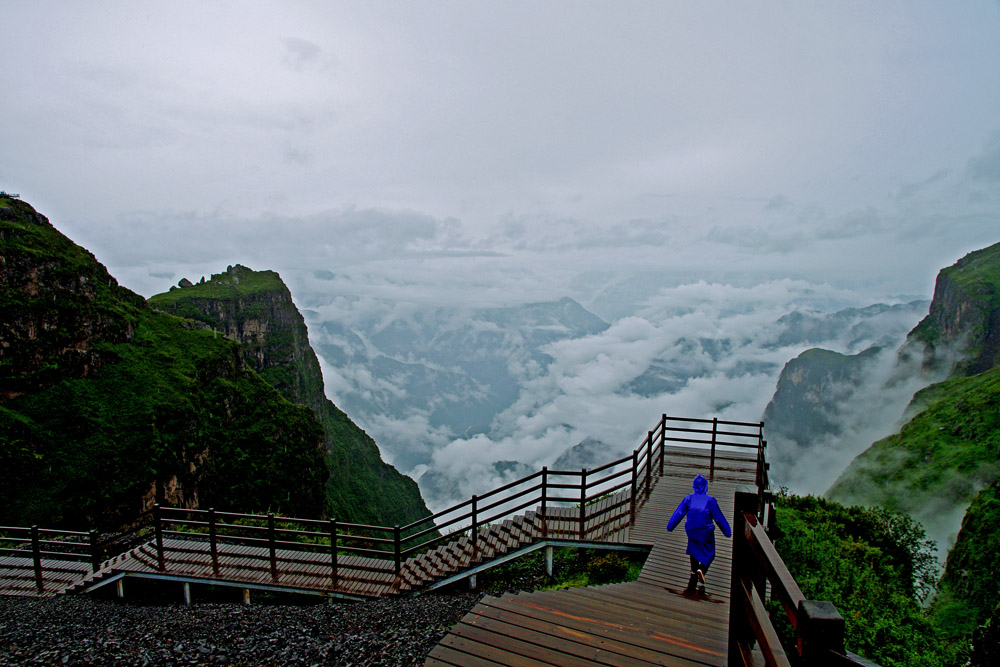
[0,591,485,666]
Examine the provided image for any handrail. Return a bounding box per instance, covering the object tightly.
[729,489,879,667]
[664,415,764,429]
[4,412,771,598]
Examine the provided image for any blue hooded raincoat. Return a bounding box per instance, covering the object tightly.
[666,474,732,566]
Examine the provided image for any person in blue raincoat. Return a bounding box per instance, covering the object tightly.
[666,474,732,591]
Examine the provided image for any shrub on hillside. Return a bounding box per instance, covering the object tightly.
[771,491,962,666]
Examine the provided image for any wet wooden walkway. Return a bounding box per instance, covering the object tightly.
[424,453,755,667]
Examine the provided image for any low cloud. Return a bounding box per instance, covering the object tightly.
[303,274,928,512]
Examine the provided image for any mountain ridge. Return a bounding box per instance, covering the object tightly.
[149,265,433,527]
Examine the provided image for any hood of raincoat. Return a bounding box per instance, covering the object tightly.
[693,474,708,494]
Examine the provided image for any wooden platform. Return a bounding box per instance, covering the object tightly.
[424,456,754,666]
[4,484,639,600]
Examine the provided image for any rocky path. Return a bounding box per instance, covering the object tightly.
[0,592,483,666]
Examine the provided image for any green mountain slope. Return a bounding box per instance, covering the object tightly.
[932,477,1000,641]
[824,241,1000,659]
[149,265,433,528]
[1,197,327,528]
[827,366,1000,519]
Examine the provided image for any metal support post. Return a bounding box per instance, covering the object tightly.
[31,525,43,593]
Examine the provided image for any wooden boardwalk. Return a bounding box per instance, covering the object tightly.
[2,488,636,600]
[424,450,756,667]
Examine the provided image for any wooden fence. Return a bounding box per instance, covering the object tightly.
[729,489,880,666]
[2,414,765,595]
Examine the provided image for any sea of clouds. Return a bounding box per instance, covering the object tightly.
[292,266,929,512]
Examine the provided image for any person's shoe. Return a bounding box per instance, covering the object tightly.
[696,569,706,592]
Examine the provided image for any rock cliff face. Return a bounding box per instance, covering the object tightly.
[0,197,328,528]
[149,266,433,528]
[764,347,882,448]
[762,347,885,488]
[0,200,143,401]
[908,241,1000,374]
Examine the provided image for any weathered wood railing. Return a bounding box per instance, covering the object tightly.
[730,488,880,667]
[0,525,99,593]
[3,413,767,593]
[0,510,156,594]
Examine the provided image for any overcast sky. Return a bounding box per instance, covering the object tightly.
[2,1,999,302]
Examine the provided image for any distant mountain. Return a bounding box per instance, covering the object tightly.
[763,346,883,485]
[149,265,432,528]
[314,296,609,470]
[771,301,929,350]
[0,198,327,528]
[552,437,614,471]
[830,243,1000,514]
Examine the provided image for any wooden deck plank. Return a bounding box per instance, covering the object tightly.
[464,599,713,667]
[476,594,725,666]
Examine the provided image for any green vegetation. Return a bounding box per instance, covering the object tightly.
[0,306,328,528]
[931,477,1000,643]
[1,201,327,529]
[772,493,960,666]
[150,267,287,306]
[909,241,1000,370]
[149,264,433,529]
[828,366,1000,517]
[818,241,1000,665]
[472,547,645,594]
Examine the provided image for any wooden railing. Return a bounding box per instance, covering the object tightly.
[0,525,100,594]
[0,510,156,594]
[3,413,767,593]
[729,488,880,667]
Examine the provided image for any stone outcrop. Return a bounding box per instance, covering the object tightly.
[0,200,143,401]
[149,265,433,528]
[907,241,1000,374]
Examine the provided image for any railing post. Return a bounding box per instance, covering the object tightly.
[31,525,43,593]
[268,513,277,581]
[394,525,401,575]
[471,495,478,559]
[154,504,165,571]
[329,519,338,586]
[540,467,548,538]
[659,413,666,475]
[629,450,638,524]
[797,600,846,663]
[710,417,718,481]
[579,468,588,541]
[728,487,759,666]
[645,430,653,497]
[89,529,100,573]
[209,508,219,575]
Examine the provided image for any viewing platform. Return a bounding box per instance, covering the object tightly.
[1,415,874,666]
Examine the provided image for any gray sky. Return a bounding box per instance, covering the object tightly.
[2,1,999,301]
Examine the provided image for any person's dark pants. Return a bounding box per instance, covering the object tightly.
[690,556,710,574]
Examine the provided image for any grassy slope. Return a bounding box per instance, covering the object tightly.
[828,366,1000,518]
[932,477,1000,640]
